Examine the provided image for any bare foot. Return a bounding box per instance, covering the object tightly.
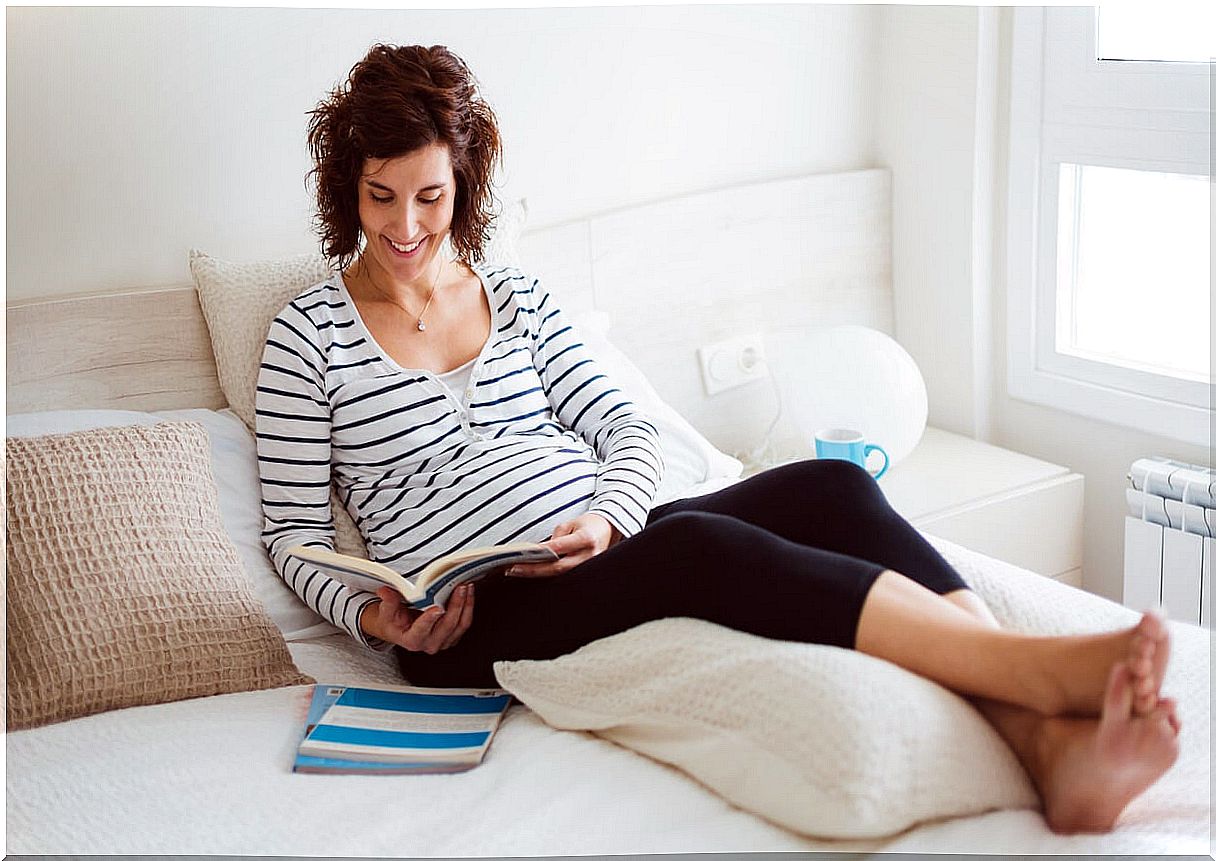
[1035,661,1181,833]
[1041,612,1171,716]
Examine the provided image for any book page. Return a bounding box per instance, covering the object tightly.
[320,705,502,733]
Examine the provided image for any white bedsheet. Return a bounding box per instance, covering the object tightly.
[7,536,1210,856]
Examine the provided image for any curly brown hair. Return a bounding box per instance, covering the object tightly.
[306,44,502,269]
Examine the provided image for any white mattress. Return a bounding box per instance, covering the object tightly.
[7,535,1211,856]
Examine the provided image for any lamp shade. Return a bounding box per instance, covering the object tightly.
[774,325,928,467]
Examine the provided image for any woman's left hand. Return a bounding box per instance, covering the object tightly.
[505,513,622,578]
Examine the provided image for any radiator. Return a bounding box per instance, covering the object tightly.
[1123,457,1212,627]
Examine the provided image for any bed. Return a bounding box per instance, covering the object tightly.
[6,170,1210,856]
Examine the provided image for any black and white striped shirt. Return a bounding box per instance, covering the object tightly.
[255,264,664,648]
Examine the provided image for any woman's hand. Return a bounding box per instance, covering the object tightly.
[360,583,475,653]
[506,513,622,578]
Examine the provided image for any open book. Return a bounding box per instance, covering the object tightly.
[285,542,558,610]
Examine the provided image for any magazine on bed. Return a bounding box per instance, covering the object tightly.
[293,683,514,775]
[284,542,558,610]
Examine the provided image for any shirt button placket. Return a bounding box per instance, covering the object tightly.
[463,384,477,438]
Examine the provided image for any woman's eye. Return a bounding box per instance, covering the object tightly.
[420,195,442,205]
[371,194,393,204]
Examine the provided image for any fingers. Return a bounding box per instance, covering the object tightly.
[507,548,579,578]
[507,550,590,578]
[440,584,475,650]
[400,605,447,652]
[374,587,413,632]
[544,531,593,557]
[425,585,467,650]
[506,528,598,577]
[389,585,476,654]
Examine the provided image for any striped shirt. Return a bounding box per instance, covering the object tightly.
[255,264,665,649]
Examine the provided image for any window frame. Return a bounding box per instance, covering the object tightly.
[1006,7,1211,446]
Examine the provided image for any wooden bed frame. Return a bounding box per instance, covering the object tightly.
[7,168,892,451]
[7,286,225,414]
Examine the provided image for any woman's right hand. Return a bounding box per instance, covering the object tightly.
[360,583,475,653]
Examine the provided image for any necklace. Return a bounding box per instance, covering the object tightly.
[358,252,446,333]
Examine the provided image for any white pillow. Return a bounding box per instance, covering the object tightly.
[494,618,1037,840]
[573,311,743,505]
[483,197,527,268]
[5,409,339,643]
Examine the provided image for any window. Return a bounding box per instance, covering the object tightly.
[1007,7,1211,445]
[1055,163,1209,382]
[1096,5,1215,64]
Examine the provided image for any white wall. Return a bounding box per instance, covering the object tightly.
[875,5,1212,601]
[874,5,991,439]
[5,4,879,301]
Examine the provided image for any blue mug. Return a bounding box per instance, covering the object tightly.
[813,428,890,479]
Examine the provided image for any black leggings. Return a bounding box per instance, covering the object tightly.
[395,459,970,687]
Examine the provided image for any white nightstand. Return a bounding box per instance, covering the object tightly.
[880,428,1084,586]
[746,427,1085,587]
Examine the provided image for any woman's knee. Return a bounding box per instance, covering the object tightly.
[765,458,885,505]
[639,510,751,558]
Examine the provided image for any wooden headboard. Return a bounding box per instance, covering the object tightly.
[7,286,225,414]
[7,168,891,454]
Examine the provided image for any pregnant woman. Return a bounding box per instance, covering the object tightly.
[256,43,1179,833]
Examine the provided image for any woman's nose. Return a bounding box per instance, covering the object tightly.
[394,203,424,239]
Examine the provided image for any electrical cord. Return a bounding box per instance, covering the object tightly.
[728,354,784,471]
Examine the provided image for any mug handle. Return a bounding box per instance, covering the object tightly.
[864,444,889,480]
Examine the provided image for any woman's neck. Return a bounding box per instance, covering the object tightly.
[346,253,444,310]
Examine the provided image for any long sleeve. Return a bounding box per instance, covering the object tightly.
[255,301,383,649]
[527,276,664,537]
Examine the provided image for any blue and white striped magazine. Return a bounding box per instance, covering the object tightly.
[294,683,513,775]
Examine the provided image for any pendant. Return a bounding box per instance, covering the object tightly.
[417,320,426,332]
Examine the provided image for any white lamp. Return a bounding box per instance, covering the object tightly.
[774,325,928,467]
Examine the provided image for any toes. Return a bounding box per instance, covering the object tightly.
[1141,609,1169,649]
[1133,611,1167,655]
[1129,635,1154,669]
[1133,674,1158,715]
[1141,607,1166,627]
[1128,613,1170,718]
[1102,661,1133,723]
[1158,697,1181,736]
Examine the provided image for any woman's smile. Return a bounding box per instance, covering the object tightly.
[384,234,428,259]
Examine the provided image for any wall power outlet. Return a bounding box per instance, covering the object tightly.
[697,334,769,396]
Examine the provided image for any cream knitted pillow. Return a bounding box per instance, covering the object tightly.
[494,618,1037,839]
[188,250,333,431]
[5,422,313,730]
[186,250,368,557]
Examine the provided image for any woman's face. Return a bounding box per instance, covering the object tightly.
[357,143,456,288]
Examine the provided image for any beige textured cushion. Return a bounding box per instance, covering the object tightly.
[495,618,1037,840]
[5,422,313,730]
